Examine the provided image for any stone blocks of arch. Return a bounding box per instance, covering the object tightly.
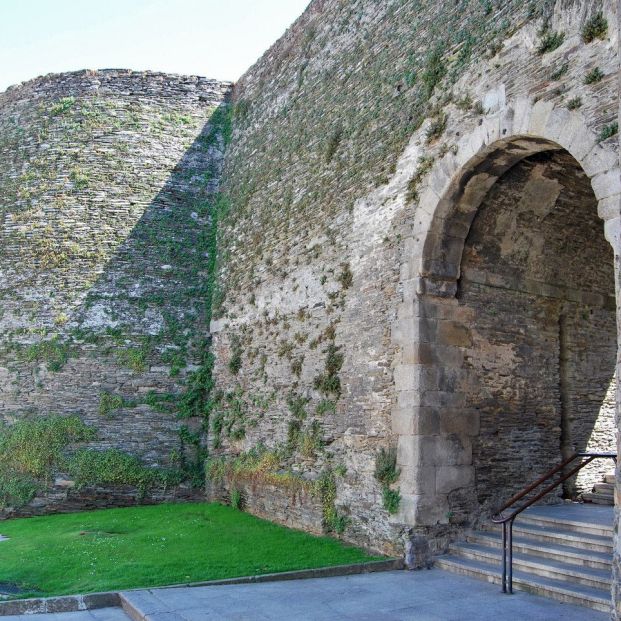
[391,96,621,527]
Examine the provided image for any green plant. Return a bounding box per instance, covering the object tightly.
[455,95,472,111]
[230,487,243,510]
[290,356,304,378]
[313,343,344,396]
[228,335,243,375]
[550,63,569,80]
[287,393,309,419]
[374,447,401,514]
[0,415,95,500]
[566,97,582,110]
[337,262,353,289]
[67,448,181,496]
[585,67,604,84]
[374,447,399,486]
[382,486,401,514]
[69,168,89,189]
[582,12,607,43]
[314,468,349,534]
[49,97,75,116]
[99,392,121,417]
[23,336,71,372]
[325,125,343,163]
[537,30,565,54]
[426,113,448,144]
[116,347,147,373]
[406,155,435,202]
[0,474,38,509]
[316,399,336,415]
[421,47,446,97]
[598,122,618,142]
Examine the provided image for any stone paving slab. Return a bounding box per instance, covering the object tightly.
[120,569,609,621]
[525,503,614,527]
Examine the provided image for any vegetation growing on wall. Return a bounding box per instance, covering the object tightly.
[374,448,401,514]
[0,415,183,509]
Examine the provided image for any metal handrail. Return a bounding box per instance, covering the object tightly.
[490,451,616,594]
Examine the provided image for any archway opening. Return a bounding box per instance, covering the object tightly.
[455,148,616,518]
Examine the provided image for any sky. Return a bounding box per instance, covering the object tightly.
[0,0,310,93]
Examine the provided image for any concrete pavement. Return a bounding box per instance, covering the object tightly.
[0,568,610,620]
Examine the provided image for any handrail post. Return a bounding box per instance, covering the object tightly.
[501,521,507,593]
[508,517,514,594]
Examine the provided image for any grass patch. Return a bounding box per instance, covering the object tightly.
[0,503,381,597]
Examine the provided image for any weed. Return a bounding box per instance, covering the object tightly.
[49,97,75,116]
[582,12,607,43]
[374,447,401,513]
[382,487,401,514]
[228,335,243,375]
[406,155,435,202]
[230,487,243,510]
[325,125,344,163]
[426,113,448,144]
[537,30,565,54]
[337,262,353,289]
[550,64,568,80]
[69,168,89,189]
[566,97,582,110]
[598,122,618,142]
[422,47,446,97]
[585,67,604,84]
[316,399,336,415]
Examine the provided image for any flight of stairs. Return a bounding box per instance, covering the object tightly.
[435,505,613,613]
[583,473,615,505]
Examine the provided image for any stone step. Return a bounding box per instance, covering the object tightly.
[449,542,611,590]
[435,555,611,613]
[518,511,613,538]
[582,492,614,506]
[594,483,614,494]
[604,474,615,485]
[485,523,613,554]
[467,531,611,570]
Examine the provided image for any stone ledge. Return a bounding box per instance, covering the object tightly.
[0,591,120,616]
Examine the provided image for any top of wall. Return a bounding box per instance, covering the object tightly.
[0,68,233,106]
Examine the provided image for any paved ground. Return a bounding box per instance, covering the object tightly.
[524,502,613,526]
[1,568,607,621]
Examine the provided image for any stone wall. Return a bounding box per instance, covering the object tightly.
[0,69,232,511]
[212,0,619,555]
[458,150,616,518]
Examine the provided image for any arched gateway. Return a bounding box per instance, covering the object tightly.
[393,99,621,530]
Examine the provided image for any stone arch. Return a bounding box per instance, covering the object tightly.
[392,99,621,530]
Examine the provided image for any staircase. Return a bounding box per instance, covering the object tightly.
[435,504,613,613]
[583,473,615,505]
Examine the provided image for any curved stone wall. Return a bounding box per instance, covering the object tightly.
[0,69,231,512]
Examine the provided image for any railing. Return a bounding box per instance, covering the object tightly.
[491,451,616,594]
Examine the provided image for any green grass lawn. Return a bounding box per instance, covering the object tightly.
[0,502,382,597]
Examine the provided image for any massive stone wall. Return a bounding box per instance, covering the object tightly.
[0,70,232,512]
[212,0,619,555]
